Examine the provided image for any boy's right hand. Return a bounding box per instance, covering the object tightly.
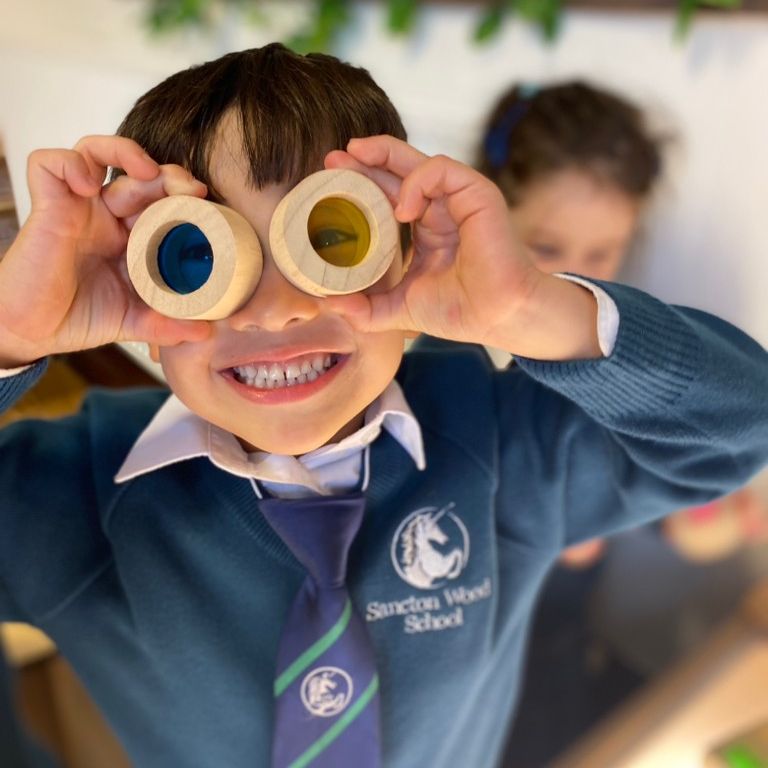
[0,135,211,369]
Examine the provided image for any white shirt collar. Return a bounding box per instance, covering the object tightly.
[115,380,425,495]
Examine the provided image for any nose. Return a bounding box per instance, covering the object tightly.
[226,252,322,332]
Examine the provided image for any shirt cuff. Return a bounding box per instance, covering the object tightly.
[554,273,619,357]
[0,363,35,378]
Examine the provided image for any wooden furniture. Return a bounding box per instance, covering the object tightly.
[0,143,19,257]
[553,578,768,768]
[10,652,132,768]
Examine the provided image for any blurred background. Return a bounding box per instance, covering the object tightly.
[0,1,767,767]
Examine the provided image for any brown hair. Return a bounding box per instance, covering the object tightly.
[116,43,407,199]
[476,80,664,206]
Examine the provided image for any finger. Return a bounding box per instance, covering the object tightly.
[323,287,413,336]
[103,165,207,221]
[325,150,403,209]
[72,135,159,182]
[120,303,212,347]
[158,165,208,198]
[27,148,103,202]
[344,136,430,182]
[397,155,504,234]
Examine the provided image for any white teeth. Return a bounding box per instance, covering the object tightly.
[233,354,337,389]
[268,363,283,384]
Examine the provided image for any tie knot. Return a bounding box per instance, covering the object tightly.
[259,493,366,588]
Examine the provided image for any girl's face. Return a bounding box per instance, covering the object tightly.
[509,169,641,282]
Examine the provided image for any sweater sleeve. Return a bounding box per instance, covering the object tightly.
[0,361,49,620]
[509,281,768,547]
[0,380,167,624]
[0,359,48,413]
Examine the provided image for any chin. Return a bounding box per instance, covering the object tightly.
[235,425,344,456]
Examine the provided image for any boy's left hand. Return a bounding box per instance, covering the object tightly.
[325,135,601,361]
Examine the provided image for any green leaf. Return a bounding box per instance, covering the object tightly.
[675,0,742,40]
[537,0,562,41]
[512,0,563,42]
[387,0,418,35]
[473,3,506,43]
[285,0,351,53]
[674,0,697,39]
[145,0,213,33]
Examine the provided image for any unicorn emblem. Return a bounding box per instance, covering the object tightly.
[301,667,353,717]
[392,505,469,590]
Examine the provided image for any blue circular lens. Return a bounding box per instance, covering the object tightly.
[157,223,213,294]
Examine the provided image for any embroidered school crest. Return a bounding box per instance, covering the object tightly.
[300,667,354,717]
[391,504,470,590]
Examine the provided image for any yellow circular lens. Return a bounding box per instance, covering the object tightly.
[307,197,371,267]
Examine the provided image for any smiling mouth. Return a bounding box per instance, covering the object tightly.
[230,353,341,390]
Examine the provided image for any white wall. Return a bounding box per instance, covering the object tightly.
[1,0,767,346]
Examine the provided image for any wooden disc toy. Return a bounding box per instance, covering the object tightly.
[269,168,400,296]
[126,195,263,320]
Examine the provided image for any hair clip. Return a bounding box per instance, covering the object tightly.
[484,83,540,170]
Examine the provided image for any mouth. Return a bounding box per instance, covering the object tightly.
[227,352,342,390]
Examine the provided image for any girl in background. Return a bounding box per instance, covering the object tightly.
[479,79,665,573]
[477,80,768,766]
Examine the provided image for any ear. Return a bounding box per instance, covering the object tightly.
[148,344,161,363]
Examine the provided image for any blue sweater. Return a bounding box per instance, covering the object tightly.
[1,282,767,768]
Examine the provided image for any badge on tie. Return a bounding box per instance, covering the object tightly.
[259,493,382,768]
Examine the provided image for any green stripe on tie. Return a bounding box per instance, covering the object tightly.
[288,674,380,768]
[274,598,352,697]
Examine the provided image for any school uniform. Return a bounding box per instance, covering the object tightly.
[1,280,766,768]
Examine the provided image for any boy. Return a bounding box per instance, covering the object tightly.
[1,44,767,768]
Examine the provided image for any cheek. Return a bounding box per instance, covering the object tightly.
[158,343,212,392]
[358,331,405,376]
[594,253,626,282]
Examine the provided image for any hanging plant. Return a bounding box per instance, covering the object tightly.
[387,0,420,34]
[474,0,562,43]
[286,0,352,54]
[141,0,746,49]
[675,0,744,38]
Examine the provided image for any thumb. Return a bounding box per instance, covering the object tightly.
[121,306,212,347]
[322,291,409,335]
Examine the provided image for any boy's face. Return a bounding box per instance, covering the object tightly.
[509,169,640,282]
[149,132,407,456]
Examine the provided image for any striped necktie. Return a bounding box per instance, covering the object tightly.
[259,492,382,768]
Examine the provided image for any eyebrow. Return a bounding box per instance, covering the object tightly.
[527,228,629,249]
[526,228,562,242]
